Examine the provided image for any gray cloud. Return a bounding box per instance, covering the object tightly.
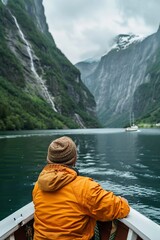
[45,0,107,19]
[116,0,160,30]
[43,0,160,63]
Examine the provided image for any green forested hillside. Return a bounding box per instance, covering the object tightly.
[0,0,100,130]
[0,76,79,130]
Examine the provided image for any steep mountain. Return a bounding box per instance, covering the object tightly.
[76,31,160,127]
[0,0,100,130]
[75,60,99,94]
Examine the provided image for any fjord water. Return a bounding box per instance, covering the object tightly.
[0,128,160,224]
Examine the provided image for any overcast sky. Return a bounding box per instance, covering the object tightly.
[43,0,160,64]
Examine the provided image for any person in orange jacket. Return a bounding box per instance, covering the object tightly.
[32,136,130,240]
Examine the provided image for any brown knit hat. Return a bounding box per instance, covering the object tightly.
[47,136,77,166]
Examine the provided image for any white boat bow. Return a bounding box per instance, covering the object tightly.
[0,202,160,240]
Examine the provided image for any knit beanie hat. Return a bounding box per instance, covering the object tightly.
[47,136,77,166]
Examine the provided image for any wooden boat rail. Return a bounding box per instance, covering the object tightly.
[0,202,160,240]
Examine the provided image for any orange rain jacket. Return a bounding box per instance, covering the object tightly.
[32,164,130,240]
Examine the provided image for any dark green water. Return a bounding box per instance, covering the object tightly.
[0,128,160,224]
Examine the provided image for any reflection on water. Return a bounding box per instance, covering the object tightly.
[0,128,160,224]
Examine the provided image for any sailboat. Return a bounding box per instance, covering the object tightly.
[125,113,138,132]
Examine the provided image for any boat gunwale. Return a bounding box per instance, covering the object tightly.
[0,202,34,240]
[0,202,160,240]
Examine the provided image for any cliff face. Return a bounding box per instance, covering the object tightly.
[76,32,160,127]
[0,0,99,130]
[25,0,49,35]
[75,61,99,91]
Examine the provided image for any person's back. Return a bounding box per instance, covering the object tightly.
[32,136,130,240]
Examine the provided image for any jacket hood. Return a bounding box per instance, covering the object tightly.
[38,164,77,192]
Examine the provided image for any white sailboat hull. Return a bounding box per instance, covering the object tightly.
[125,125,138,132]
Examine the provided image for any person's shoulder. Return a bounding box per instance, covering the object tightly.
[71,176,98,198]
[76,175,93,182]
[75,175,100,189]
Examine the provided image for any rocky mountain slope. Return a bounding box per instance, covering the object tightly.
[76,31,160,127]
[0,0,100,130]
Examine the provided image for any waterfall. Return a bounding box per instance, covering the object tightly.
[74,114,85,128]
[11,14,57,112]
[1,0,8,5]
